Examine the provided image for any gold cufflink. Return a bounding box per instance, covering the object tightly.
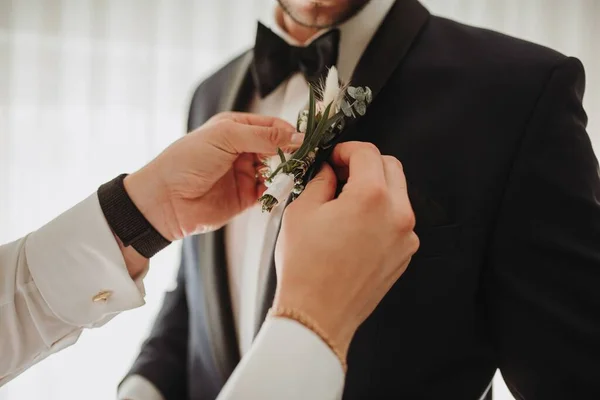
[92,290,113,302]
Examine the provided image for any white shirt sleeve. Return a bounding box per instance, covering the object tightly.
[217,317,345,400]
[118,375,165,400]
[118,317,345,400]
[0,193,147,386]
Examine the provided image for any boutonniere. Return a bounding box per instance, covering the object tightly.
[258,67,373,212]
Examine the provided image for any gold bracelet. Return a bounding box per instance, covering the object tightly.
[267,306,348,372]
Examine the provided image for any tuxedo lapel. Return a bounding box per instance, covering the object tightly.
[195,51,253,383]
[195,228,239,383]
[343,1,450,228]
[255,0,431,333]
[348,0,429,105]
[219,51,255,112]
[310,0,430,162]
[255,243,279,335]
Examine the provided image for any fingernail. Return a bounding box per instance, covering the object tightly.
[291,132,305,144]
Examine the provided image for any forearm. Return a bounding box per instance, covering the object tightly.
[0,194,146,386]
[97,172,173,277]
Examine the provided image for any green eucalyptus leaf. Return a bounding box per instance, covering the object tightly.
[354,87,365,102]
[341,100,353,117]
[354,101,367,116]
[364,87,373,103]
[347,86,357,99]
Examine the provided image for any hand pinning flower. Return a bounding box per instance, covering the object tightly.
[258,66,373,212]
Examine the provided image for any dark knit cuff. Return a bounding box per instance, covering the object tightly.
[97,174,171,258]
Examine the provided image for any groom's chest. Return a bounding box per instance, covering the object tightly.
[350,74,524,233]
[336,76,529,310]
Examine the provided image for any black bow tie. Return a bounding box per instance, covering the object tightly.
[251,22,340,98]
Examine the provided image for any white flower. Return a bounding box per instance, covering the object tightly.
[263,173,295,203]
[322,66,340,117]
[299,119,307,133]
[298,113,308,133]
[315,66,348,119]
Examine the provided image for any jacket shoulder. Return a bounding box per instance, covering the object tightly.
[419,16,567,71]
[186,50,252,131]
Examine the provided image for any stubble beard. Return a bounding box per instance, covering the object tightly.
[277,0,371,29]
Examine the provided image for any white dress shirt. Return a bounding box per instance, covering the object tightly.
[120,1,395,399]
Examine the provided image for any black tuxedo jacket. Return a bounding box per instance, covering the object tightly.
[125,1,600,399]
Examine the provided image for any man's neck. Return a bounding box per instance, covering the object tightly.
[277,6,321,44]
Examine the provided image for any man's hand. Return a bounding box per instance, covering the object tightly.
[274,142,419,361]
[124,112,301,241]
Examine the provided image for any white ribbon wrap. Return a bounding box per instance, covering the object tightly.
[264,173,295,203]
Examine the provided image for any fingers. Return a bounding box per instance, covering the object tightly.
[209,112,295,131]
[381,155,411,212]
[331,143,416,232]
[245,123,304,152]
[294,163,337,207]
[206,119,303,156]
[233,153,261,208]
[330,142,385,187]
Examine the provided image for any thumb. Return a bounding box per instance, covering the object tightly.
[294,163,337,207]
[217,121,303,155]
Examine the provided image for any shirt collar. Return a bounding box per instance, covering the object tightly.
[258,0,396,81]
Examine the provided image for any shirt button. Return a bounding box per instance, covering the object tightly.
[92,290,113,302]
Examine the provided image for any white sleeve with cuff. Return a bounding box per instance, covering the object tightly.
[118,317,344,400]
[0,193,147,386]
[217,317,345,400]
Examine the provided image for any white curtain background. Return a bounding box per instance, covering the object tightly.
[0,1,597,399]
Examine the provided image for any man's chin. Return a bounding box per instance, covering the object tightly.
[278,7,332,29]
[277,0,370,29]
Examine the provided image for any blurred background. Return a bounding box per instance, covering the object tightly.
[0,0,597,399]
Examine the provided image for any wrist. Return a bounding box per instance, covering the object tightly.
[268,305,349,372]
[113,232,148,279]
[124,167,179,242]
[272,293,355,364]
[98,173,172,259]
